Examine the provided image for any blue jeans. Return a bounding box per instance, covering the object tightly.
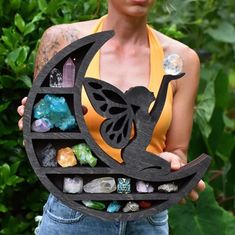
[35,194,169,235]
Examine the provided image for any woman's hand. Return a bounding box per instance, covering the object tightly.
[17,96,88,131]
[159,151,206,202]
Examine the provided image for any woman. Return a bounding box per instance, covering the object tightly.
[18,0,205,234]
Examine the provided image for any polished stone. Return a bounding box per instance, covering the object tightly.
[163,54,183,75]
[107,201,121,213]
[73,143,97,167]
[117,178,131,194]
[158,183,178,192]
[83,177,116,193]
[63,177,83,194]
[136,180,154,193]
[56,147,77,167]
[62,57,75,87]
[32,118,52,132]
[123,202,139,212]
[139,200,152,209]
[82,201,106,210]
[39,143,57,167]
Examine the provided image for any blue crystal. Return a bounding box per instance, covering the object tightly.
[33,95,77,131]
[117,178,131,194]
[107,201,121,213]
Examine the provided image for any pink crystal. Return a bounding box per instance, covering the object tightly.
[62,57,75,87]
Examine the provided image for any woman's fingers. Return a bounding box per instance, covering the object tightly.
[18,117,23,130]
[17,105,25,116]
[188,189,199,201]
[21,97,27,105]
[158,152,182,170]
[196,180,206,192]
[82,105,88,115]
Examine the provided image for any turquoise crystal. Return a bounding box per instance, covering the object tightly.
[107,201,121,213]
[117,178,131,194]
[73,143,97,167]
[33,95,76,131]
[82,201,106,210]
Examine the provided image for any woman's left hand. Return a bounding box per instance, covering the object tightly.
[159,151,206,202]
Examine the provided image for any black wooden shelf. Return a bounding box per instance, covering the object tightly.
[31,132,83,139]
[36,87,77,94]
[67,193,174,201]
[42,167,121,174]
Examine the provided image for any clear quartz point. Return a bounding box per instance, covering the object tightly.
[163,54,183,75]
[49,68,63,87]
[62,57,75,87]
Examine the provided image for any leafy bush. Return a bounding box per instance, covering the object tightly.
[0,0,234,234]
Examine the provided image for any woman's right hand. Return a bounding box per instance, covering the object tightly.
[17,96,88,131]
[17,97,27,130]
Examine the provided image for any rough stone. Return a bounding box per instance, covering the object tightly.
[63,177,83,193]
[38,143,57,167]
[57,147,77,167]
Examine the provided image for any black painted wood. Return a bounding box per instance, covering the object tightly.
[23,31,212,221]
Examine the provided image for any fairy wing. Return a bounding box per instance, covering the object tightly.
[83,77,135,149]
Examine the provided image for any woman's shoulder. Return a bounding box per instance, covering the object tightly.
[154,30,200,66]
[41,19,99,44]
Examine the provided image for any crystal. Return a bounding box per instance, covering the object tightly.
[158,183,178,192]
[139,201,152,209]
[63,177,83,194]
[38,143,57,167]
[33,95,77,131]
[32,118,52,132]
[62,57,75,87]
[117,178,131,194]
[83,177,116,193]
[136,180,154,193]
[73,143,97,167]
[163,54,183,75]
[49,68,63,87]
[107,201,121,213]
[123,202,139,212]
[82,201,105,210]
[56,147,77,167]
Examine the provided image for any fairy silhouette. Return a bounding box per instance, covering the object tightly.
[83,73,184,177]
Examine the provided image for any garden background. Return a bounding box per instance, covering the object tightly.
[0,0,234,234]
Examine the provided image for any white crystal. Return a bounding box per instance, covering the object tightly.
[49,68,63,87]
[136,180,154,193]
[123,202,139,212]
[62,57,75,87]
[163,54,183,75]
[158,183,178,192]
[83,177,116,193]
[63,177,83,193]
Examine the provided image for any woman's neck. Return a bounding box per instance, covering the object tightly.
[103,12,149,47]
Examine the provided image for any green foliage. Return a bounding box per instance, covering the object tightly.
[0,0,234,234]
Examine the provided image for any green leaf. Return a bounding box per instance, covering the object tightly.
[24,22,36,36]
[38,0,48,13]
[0,203,8,213]
[17,75,32,88]
[14,13,25,33]
[0,101,10,112]
[0,164,11,184]
[207,21,235,44]
[169,184,235,235]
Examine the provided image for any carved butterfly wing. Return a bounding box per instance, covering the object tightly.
[83,77,135,149]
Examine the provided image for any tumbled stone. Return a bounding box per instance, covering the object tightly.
[73,143,97,167]
[82,201,105,210]
[50,68,63,87]
[158,183,178,192]
[32,118,52,132]
[139,201,152,209]
[136,180,154,193]
[57,147,77,167]
[38,143,57,167]
[33,95,76,131]
[62,57,75,87]
[123,202,139,212]
[107,201,121,213]
[117,178,131,194]
[163,54,183,75]
[83,177,116,193]
[63,177,83,194]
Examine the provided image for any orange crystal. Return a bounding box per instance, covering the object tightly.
[57,147,77,167]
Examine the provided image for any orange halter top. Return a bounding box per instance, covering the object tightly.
[83,16,173,163]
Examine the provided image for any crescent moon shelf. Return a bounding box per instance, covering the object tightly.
[23,31,212,221]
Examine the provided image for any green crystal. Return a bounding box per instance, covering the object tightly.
[73,143,97,167]
[82,200,105,210]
